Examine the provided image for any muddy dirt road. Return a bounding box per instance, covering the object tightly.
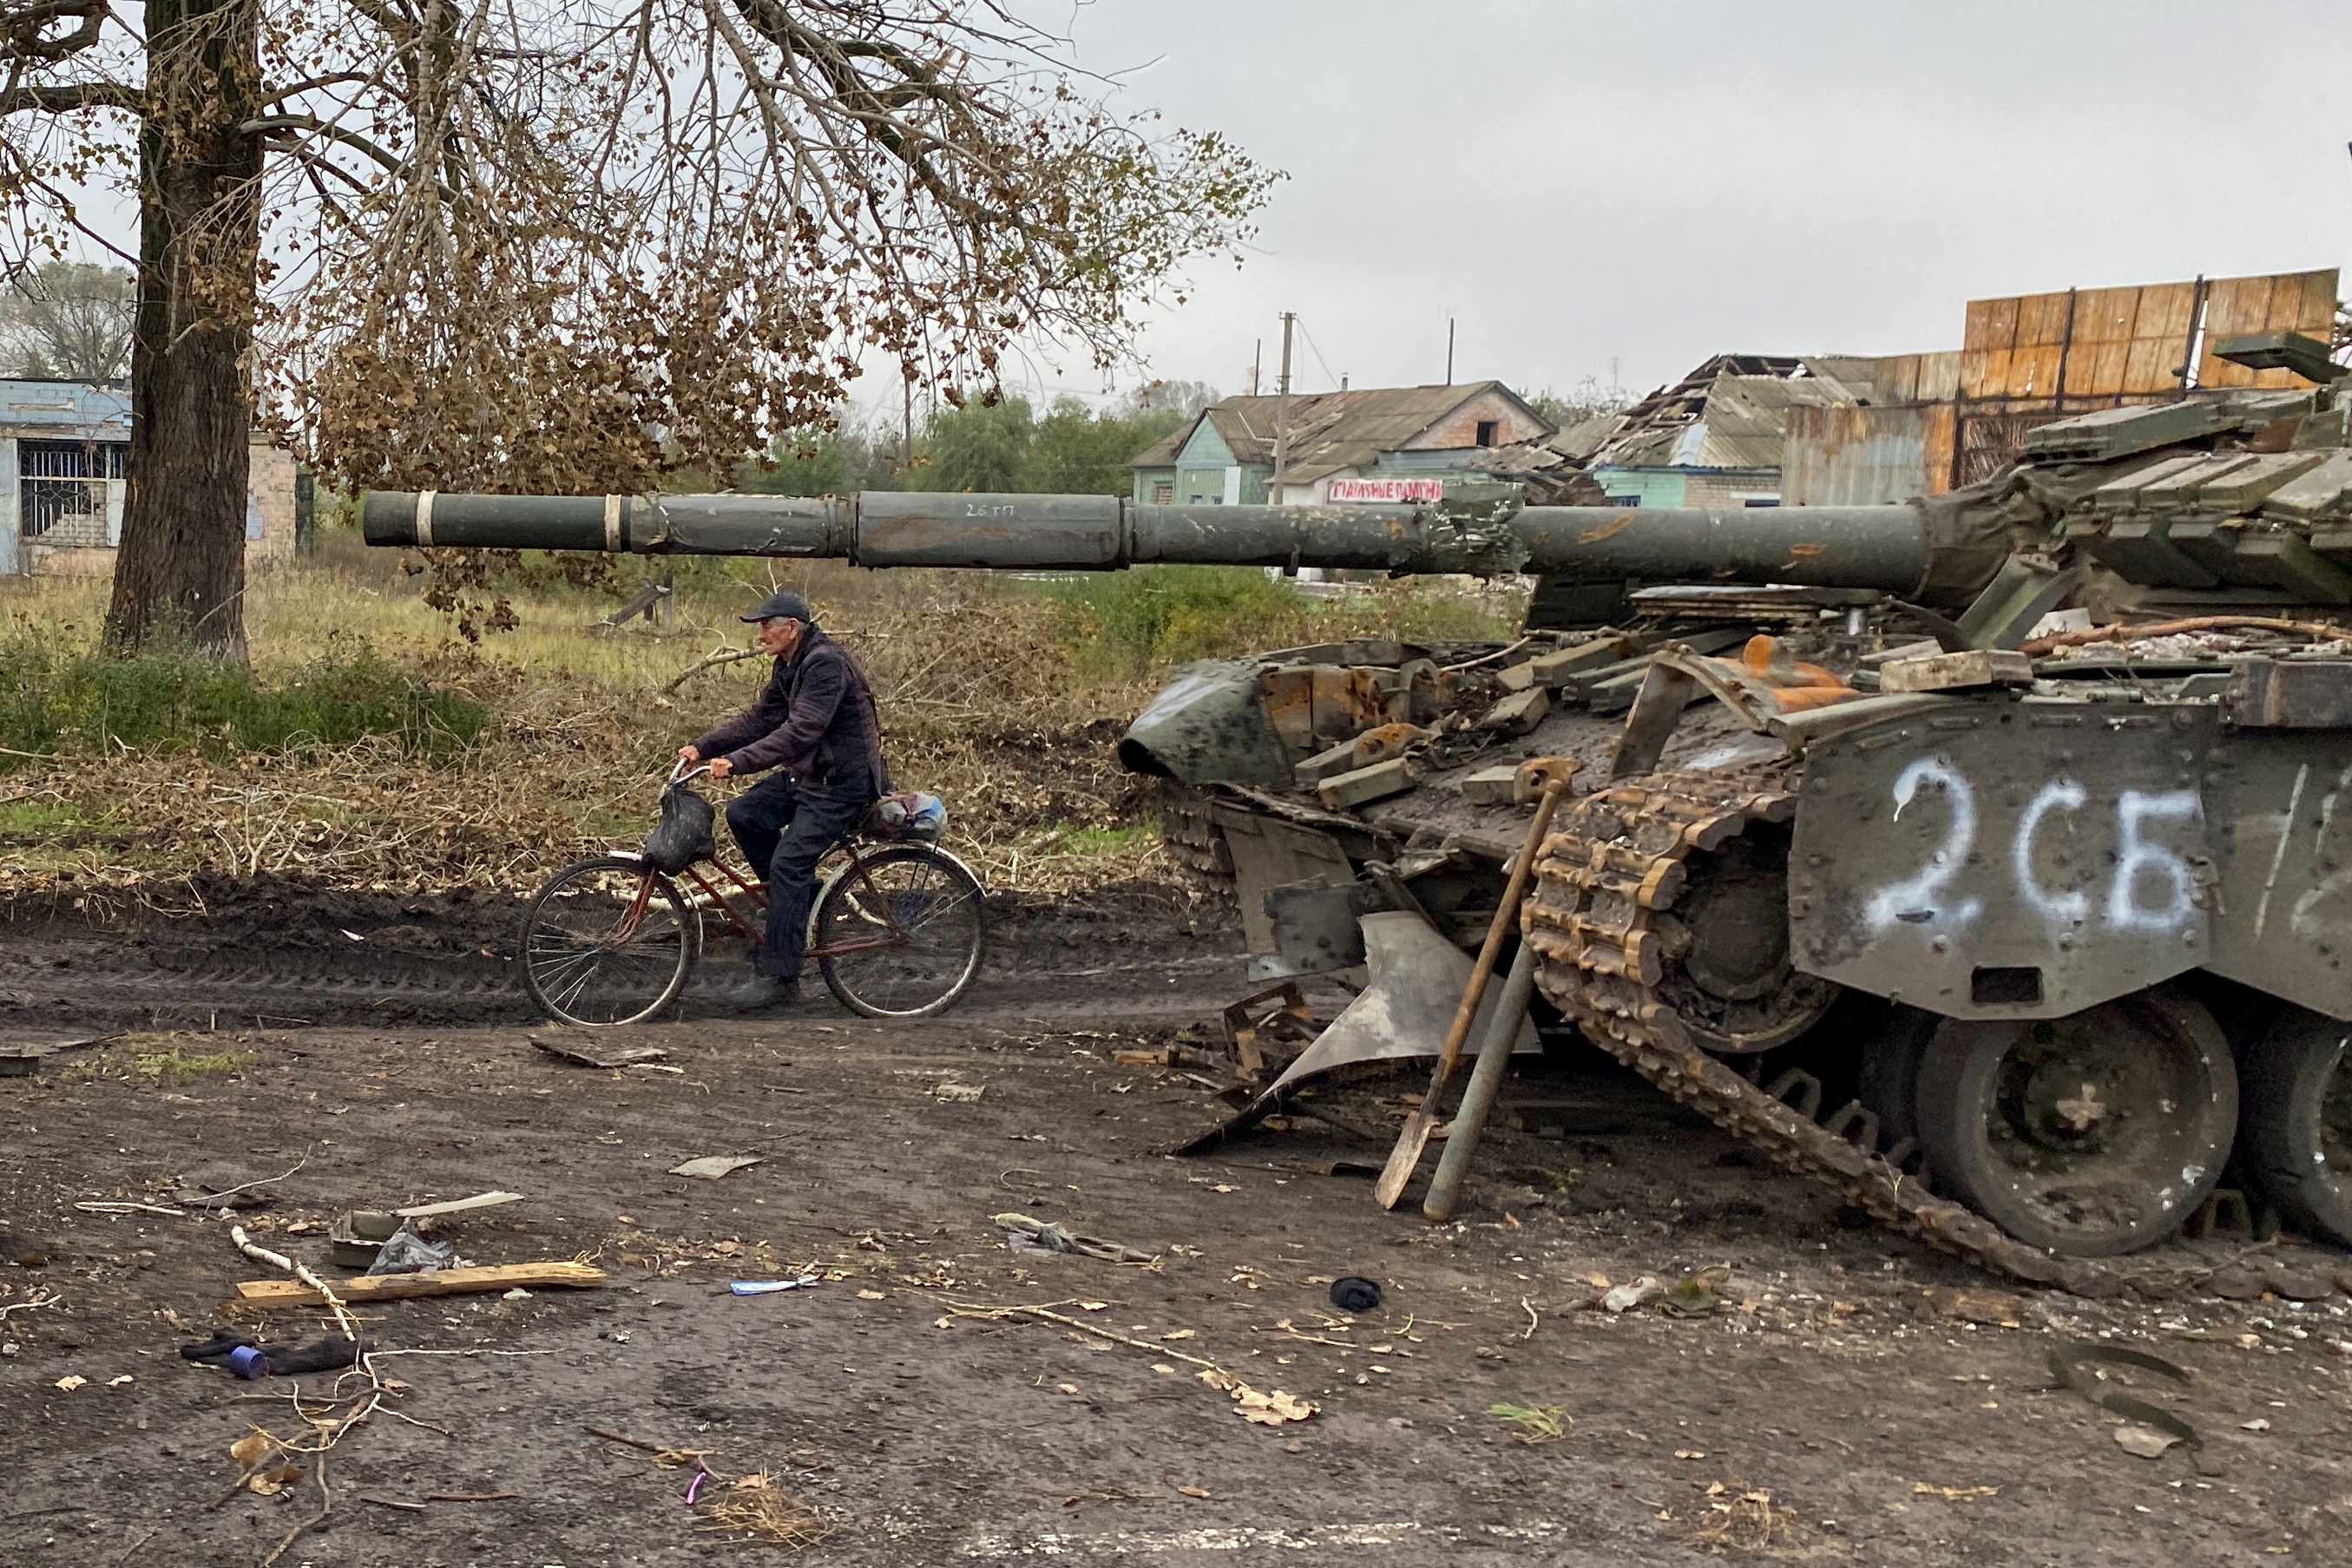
[2,894,2349,1565]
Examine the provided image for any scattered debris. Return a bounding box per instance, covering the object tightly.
[2241,1418,2272,1433]
[1661,1267,1731,1318]
[230,1261,608,1311]
[1198,1368,1316,1426]
[363,1228,455,1277]
[995,1212,1157,1263]
[670,1156,764,1180]
[700,1470,834,1549]
[532,1036,669,1070]
[1923,1285,2025,1329]
[1329,1276,1383,1313]
[730,1276,822,1296]
[1488,1401,1571,1444]
[1221,981,1317,1084]
[230,1431,302,1496]
[1601,1276,1664,1314]
[181,1329,367,1378]
[52,1374,85,1392]
[1681,1485,1804,1553]
[934,1083,985,1103]
[2049,1343,2199,1452]
[0,1287,60,1319]
[2113,1426,2181,1460]
[395,1191,527,1219]
[1913,1482,1999,1501]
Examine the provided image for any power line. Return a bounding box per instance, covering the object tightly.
[1292,316,1342,391]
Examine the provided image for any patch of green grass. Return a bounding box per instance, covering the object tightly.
[1047,822,1160,856]
[59,1041,258,1085]
[0,630,489,767]
[1032,565,1323,677]
[1026,565,1521,679]
[0,798,101,837]
[1488,1401,1573,1444]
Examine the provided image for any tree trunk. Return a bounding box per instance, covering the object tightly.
[104,0,262,661]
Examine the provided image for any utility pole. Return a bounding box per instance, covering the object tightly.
[1445,317,1455,386]
[1251,338,1261,397]
[1271,312,1296,508]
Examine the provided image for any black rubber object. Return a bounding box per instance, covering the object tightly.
[179,1329,365,1374]
[2238,1005,2352,1249]
[1915,985,2237,1256]
[1855,1004,1941,1149]
[1330,1276,1382,1313]
[179,1328,254,1362]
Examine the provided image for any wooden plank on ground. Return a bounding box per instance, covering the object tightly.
[230,1261,606,1308]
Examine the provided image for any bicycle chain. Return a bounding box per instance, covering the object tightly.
[1522,763,2207,1301]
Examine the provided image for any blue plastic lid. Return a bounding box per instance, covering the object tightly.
[228,1345,268,1379]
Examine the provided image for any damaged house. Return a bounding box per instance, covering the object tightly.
[1127,381,1555,508]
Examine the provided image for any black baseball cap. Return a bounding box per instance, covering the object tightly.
[740,590,816,625]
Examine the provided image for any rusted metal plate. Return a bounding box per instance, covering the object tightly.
[2228,659,2352,730]
[1957,272,2336,402]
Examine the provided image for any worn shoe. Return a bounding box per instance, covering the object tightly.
[726,974,801,1012]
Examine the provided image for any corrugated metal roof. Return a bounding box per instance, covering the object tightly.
[1590,356,1873,472]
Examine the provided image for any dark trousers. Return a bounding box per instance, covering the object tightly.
[724,775,870,981]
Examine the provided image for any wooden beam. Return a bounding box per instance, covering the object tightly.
[228,1261,607,1309]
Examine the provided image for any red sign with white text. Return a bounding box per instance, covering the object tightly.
[1327,477,1445,503]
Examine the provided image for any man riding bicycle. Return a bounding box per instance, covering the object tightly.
[677,589,889,1011]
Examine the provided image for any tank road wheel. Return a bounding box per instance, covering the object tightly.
[2239,1007,2352,1250]
[1649,824,1839,1053]
[1915,986,2237,1256]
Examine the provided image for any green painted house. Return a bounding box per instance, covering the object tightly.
[1128,381,1554,507]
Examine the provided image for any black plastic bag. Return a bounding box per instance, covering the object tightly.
[641,782,715,872]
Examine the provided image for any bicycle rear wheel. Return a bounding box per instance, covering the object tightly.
[813,845,985,1019]
[522,855,700,1027]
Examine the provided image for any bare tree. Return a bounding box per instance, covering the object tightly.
[0,259,133,377]
[0,2,1276,658]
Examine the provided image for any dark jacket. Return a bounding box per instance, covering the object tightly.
[693,629,890,797]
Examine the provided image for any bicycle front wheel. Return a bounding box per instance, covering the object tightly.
[812,845,985,1019]
[521,855,700,1027]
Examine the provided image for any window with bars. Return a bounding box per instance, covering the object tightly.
[19,439,127,543]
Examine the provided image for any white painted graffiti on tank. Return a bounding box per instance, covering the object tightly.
[1863,758,2203,935]
[1863,758,1982,932]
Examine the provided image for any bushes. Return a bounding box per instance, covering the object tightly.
[1034,566,1521,678]
[0,631,489,765]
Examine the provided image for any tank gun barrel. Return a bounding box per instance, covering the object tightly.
[363,489,1933,594]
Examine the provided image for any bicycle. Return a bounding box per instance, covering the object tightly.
[519,765,986,1027]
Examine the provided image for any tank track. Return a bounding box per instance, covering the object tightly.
[1522,763,2209,1301]
[1157,780,1237,909]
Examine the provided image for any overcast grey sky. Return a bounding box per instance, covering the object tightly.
[1002,0,2352,410]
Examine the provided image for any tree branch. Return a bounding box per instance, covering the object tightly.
[240,113,407,174]
[0,78,132,114]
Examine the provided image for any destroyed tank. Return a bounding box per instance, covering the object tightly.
[365,331,2352,1289]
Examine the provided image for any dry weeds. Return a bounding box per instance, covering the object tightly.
[0,550,1186,908]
